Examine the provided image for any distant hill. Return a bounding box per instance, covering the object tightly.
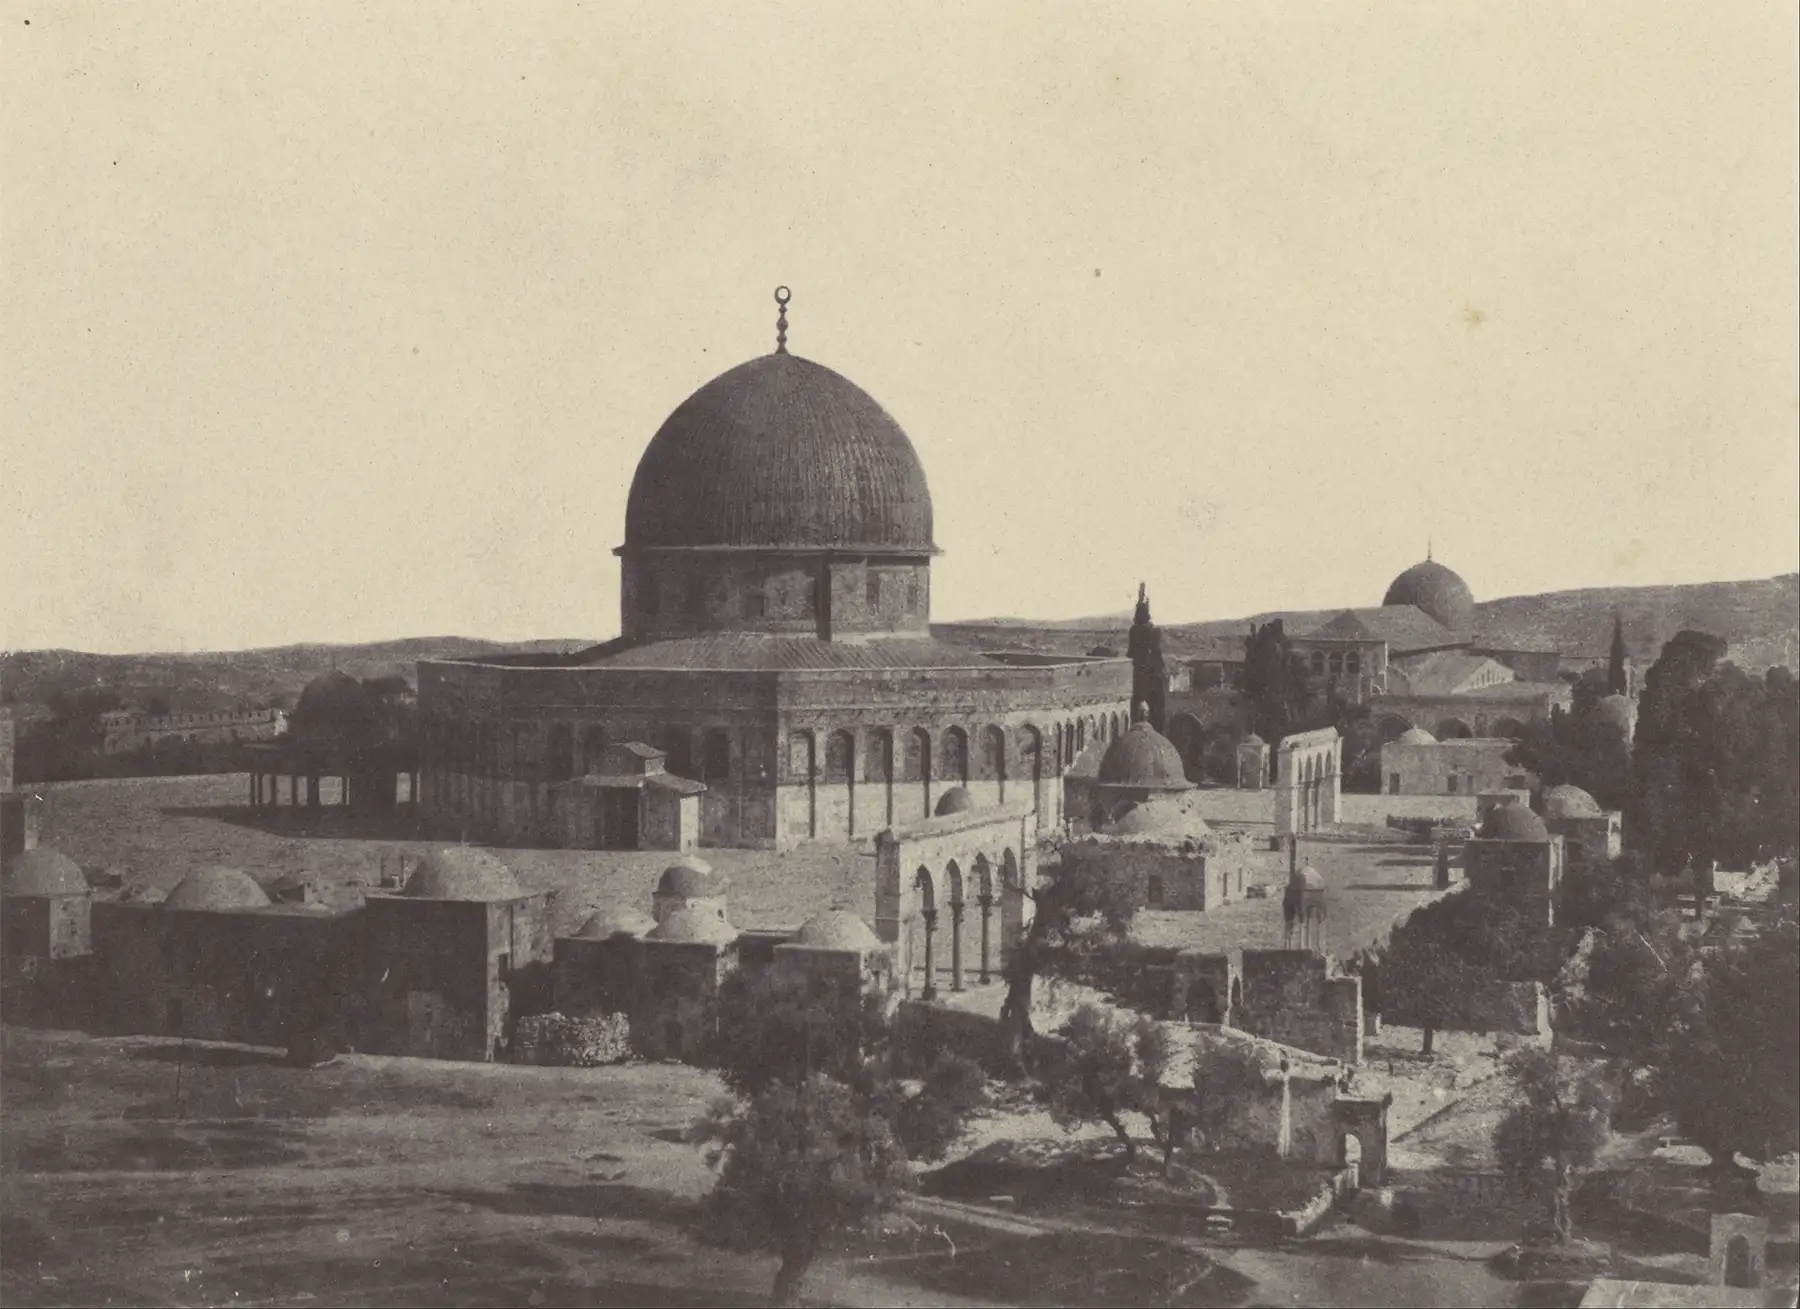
[937,574,1800,672]
[0,638,592,720]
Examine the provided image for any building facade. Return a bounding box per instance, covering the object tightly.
[418,301,1130,850]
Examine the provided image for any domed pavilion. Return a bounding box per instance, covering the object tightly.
[245,669,419,817]
[417,292,1131,850]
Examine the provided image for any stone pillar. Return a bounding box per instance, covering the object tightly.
[949,899,965,992]
[977,892,994,984]
[919,908,938,1001]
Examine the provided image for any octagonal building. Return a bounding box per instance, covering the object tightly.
[417,298,1131,850]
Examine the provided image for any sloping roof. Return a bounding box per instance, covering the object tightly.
[1308,610,1381,642]
[581,634,1023,672]
[1294,605,1461,652]
[556,771,707,795]
[1390,651,1512,696]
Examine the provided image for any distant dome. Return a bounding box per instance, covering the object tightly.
[1383,559,1475,632]
[1097,722,1194,793]
[575,906,655,939]
[403,848,522,902]
[1240,733,1266,748]
[1289,865,1327,890]
[165,866,271,911]
[623,354,934,554]
[1481,804,1551,843]
[1542,785,1603,820]
[793,910,882,950]
[292,671,377,738]
[934,786,977,817]
[646,905,739,946]
[1596,695,1633,734]
[2,849,87,898]
[1396,727,1437,746]
[656,855,725,898]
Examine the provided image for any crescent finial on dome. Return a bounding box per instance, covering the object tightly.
[774,286,791,355]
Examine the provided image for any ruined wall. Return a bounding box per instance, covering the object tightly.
[1235,950,1364,1064]
[1545,812,1621,872]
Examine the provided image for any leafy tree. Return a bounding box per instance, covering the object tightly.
[711,967,890,1098]
[998,854,1140,1059]
[697,1075,911,1307]
[1377,930,1476,1056]
[1040,1004,1172,1166]
[1607,614,1630,697]
[1629,633,1800,875]
[1493,1049,1617,1245]
[1127,583,1167,732]
[1661,917,1800,1186]
[1507,679,1631,812]
[1243,620,1296,745]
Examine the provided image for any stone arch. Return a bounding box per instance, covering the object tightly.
[789,730,816,840]
[1189,980,1221,1024]
[1328,651,1343,676]
[908,726,933,822]
[1726,1235,1754,1288]
[911,865,939,999]
[981,724,1008,801]
[1166,712,1207,781]
[941,726,970,787]
[1112,710,1126,739]
[1311,651,1327,675]
[866,728,895,828]
[1491,716,1528,739]
[825,729,856,839]
[1230,976,1243,1011]
[1375,714,1412,744]
[944,860,968,990]
[999,847,1025,966]
[1076,719,1087,753]
[1017,724,1043,821]
[1436,718,1473,740]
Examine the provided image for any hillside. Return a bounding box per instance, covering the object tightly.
[937,574,1800,672]
[0,638,591,719]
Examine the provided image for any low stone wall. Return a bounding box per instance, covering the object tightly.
[510,1012,632,1066]
[1340,794,1479,825]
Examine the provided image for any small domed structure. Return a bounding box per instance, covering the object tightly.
[117,881,168,906]
[1097,719,1194,793]
[646,905,739,946]
[575,906,655,939]
[793,910,882,951]
[1481,804,1551,843]
[403,848,523,902]
[1102,800,1210,840]
[2,849,88,898]
[1396,727,1437,746]
[165,866,271,911]
[655,855,724,899]
[1542,785,1603,820]
[1240,733,1266,748]
[1383,559,1475,632]
[1290,864,1327,891]
[934,786,977,817]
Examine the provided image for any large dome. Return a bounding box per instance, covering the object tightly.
[1383,559,1475,632]
[1097,721,1195,793]
[623,354,935,554]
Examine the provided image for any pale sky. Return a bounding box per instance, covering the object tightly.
[4,1,1797,654]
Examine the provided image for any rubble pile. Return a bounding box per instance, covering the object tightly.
[511,1012,631,1067]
